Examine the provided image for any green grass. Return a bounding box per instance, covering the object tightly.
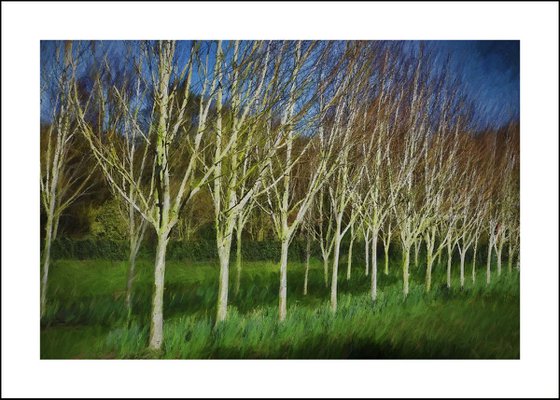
[41,257,519,359]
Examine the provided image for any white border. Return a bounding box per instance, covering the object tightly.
[2,2,558,398]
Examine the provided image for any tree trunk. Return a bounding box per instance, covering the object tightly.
[235,227,242,296]
[125,249,138,321]
[330,228,342,313]
[216,240,232,324]
[322,255,329,288]
[486,237,493,285]
[149,234,169,351]
[446,241,453,288]
[40,212,55,319]
[383,240,390,275]
[402,244,410,298]
[496,243,503,277]
[371,230,378,302]
[279,237,289,321]
[364,233,370,277]
[414,240,420,268]
[472,240,478,285]
[507,241,513,274]
[425,249,433,292]
[346,236,354,280]
[304,235,310,295]
[459,249,466,289]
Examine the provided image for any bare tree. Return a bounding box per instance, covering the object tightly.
[40,41,96,318]
[205,40,285,323]
[72,40,227,351]
[263,41,348,321]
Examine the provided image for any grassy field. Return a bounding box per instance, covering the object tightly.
[41,257,519,359]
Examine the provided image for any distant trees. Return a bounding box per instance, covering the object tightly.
[41,40,519,350]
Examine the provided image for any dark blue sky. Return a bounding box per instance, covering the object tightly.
[427,40,519,129]
[41,40,520,129]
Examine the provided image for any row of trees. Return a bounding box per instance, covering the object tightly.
[40,40,519,351]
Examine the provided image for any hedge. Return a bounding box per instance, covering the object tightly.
[48,237,388,263]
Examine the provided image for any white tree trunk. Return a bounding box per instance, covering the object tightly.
[414,240,420,268]
[402,245,410,298]
[346,236,354,280]
[149,234,169,351]
[496,243,503,277]
[371,230,378,302]
[322,255,329,288]
[459,249,466,289]
[507,241,513,274]
[216,241,231,323]
[235,227,242,296]
[125,247,138,321]
[425,248,434,292]
[446,241,453,288]
[40,212,55,319]
[304,236,310,295]
[330,227,342,313]
[279,237,289,321]
[472,240,478,285]
[364,233,370,277]
[383,240,390,275]
[486,237,493,285]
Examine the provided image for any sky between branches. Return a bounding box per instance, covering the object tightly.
[40,40,519,130]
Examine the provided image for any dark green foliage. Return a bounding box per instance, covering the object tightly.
[167,240,218,260]
[48,237,377,263]
[50,238,135,260]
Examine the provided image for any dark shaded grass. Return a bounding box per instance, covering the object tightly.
[41,257,519,359]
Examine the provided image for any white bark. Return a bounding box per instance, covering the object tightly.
[371,230,378,301]
[235,224,243,296]
[148,234,168,351]
[322,255,330,288]
[459,248,466,289]
[402,245,411,298]
[425,249,434,292]
[346,230,355,281]
[446,240,453,288]
[279,238,289,321]
[125,251,137,319]
[364,229,370,276]
[216,241,232,323]
[330,222,342,313]
[472,239,478,285]
[40,212,55,318]
[414,239,420,268]
[496,242,503,277]
[486,235,494,285]
[304,234,311,295]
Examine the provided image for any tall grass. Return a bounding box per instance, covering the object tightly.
[41,258,519,359]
